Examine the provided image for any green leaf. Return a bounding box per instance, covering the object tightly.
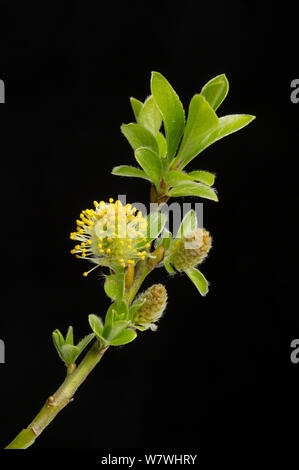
[112,165,151,182]
[130,97,143,121]
[138,95,162,136]
[146,212,166,241]
[176,209,197,238]
[52,329,65,350]
[200,74,229,111]
[151,71,185,163]
[60,344,81,367]
[164,257,176,274]
[135,147,163,187]
[109,329,137,346]
[121,123,159,154]
[105,321,128,342]
[173,95,218,169]
[180,114,256,169]
[165,170,215,187]
[184,267,209,296]
[167,182,218,201]
[112,300,129,320]
[188,170,215,186]
[161,227,172,250]
[65,326,74,345]
[76,333,95,353]
[157,132,167,158]
[88,314,104,338]
[104,273,125,301]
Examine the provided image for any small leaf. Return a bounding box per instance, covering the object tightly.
[138,95,162,136]
[200,74,229,111]
[146,212,166,241]
[130,97,143,121]
[104,273,125,301]
[121,123,159,154]
[173,95,218,169]
[135,147,163,188]
[52,329,65,350]
[157,132,167,158]
[76,333,95,353]
[60,344,81,367]
[164,257,176,274]
[167,182,218,201]
[65,326,74,345]
[104,321,128,342]
[112,165,151,182]
[180,114,256,169]
[161,227,172,251]
[151,71,185,164]
[165,169,215,188]
[112,300,129,320]
[88,314,104,338]
[188,170,215,186]
[176,209,197,238]
[109,329,137,346]
[184,267,209,296]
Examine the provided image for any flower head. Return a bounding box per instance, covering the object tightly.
[70,198,151,276]
[133,284,167,331]
[169,228,212,271]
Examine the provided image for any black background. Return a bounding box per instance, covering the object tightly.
[0,0,298,452]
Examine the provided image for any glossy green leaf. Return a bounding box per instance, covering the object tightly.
[146,212,166,241]
[151,71,185,163]
[200,74,229,111]
[65,326,74,345]
[173,95,218,169]
[121,123,159,154]
[105,321,128,342]
[88,314,104,337]
[176,209,197,238]
[104,273,125,301]
[180,114,256,169]
[130,97,143,121]
[165,170,215,187]
[161,227,172,250]
[188,170,215,186]
[164,257,176,274]
[76,333,95,353]
[138,95,162,136]
[60,344,80,367]
[52,329,65,350]
[109,329,137,346]
[184,267,209,296]
[112,165,151,182]
[157,132,167,158]
[135,147,163,187]
[167,182,218,201]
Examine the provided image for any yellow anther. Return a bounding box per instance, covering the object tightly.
[75,245,80,250]
[107,237,112,242]
[76,220,84,226]
[106,248,111,253]
[109,198,114,203]
[128,260,134,265]
[83,272,88,277]
[93,201,98,207]
[81,242,86,247]
[119,258,124,263]
[87,240,92,245]
[70,249,76,254]
[121,262,126,268]
[126,203,131,209]
[98,243,102,248]
[142,237,147,242]
[99,249,104,253]
[145,243,150,248]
